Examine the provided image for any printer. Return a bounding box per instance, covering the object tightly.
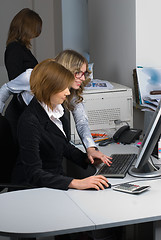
[70,81,133,145]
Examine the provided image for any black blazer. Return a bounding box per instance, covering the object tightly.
[4,41,38,144]
[12,97,88,190]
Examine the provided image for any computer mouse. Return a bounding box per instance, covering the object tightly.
[105,182,111,189]
[88,182,111,191]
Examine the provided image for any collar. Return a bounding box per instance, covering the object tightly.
[41,103,64,119]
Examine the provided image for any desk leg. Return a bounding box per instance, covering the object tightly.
[153,221,161,240]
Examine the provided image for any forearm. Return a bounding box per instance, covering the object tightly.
[7,68,32,92]
[72,101,96,149]
[68,179,80,189]
[0,84,12,113]
[0,69,33,113]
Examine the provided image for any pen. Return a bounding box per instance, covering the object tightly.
[94,137,109,143]
[91,133,107,138]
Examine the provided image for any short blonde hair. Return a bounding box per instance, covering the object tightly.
[30,59,74,108]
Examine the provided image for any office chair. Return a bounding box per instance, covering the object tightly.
[0,114,22,192]
[0,113,38,193]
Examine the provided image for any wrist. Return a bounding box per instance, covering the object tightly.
[69,179,80,189]
[87,146,99,151]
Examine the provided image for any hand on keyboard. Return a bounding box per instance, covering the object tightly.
[95,154,137,178]
[86,147,112,166]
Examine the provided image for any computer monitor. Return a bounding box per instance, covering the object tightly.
[129,100,161,178]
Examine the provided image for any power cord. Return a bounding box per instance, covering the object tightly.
[114,119,129,126]
[112,175,161,187]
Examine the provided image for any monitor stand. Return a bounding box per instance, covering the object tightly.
[129,159,161,178]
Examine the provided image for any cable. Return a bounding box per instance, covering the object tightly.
[114,119,129,126]
[112,176,161,187]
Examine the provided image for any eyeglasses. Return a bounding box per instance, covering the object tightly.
[74,71,90,79]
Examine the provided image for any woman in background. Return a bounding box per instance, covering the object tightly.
[4,8,42,142]
[5,8,42,80]
[0,50,111,166]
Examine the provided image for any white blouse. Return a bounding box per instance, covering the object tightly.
[41,103,66,137]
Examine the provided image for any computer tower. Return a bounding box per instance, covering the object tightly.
[70,81,133,145]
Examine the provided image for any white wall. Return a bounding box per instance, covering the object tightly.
[33,0,56,61]
[88,0,145,130]
[88,0,136,89]
[61,0,89,56]
[136,0,161,67]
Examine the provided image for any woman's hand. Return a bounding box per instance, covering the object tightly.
[87,147,112,166]
[69,175,110,191]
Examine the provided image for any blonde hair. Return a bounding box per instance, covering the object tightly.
[30,59,74,109]
[6,8,42,49]
[55,49,91,110]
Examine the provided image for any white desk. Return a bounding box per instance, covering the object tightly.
[0,188,95,238]
[67,179,161,237]
[67,143,161,240]
[1,143,161,239]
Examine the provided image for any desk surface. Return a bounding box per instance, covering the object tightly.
[67,178,161,230]
[0,188,94,238]
[1,143,161,239]
[68,142,161,238]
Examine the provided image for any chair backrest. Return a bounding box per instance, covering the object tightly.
[0,114,17,186]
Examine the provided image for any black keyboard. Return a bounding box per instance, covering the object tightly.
[95,154,137,178]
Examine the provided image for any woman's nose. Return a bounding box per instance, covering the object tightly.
[66,88,70,95]
[80,75,85,81]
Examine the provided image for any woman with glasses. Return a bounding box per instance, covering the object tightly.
[55,50,112,165]
[0,50,111,166]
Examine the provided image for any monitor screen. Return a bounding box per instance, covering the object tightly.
[129,100,161,178]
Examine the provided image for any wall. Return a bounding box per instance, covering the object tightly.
[33,0,56,61]
[53,0,63,56]
[88,0,145,129]
[61,0,89,56]
[88,0,161,90]
[88,0,136,89]
[136,0,161,67]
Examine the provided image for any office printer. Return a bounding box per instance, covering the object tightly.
[70,81,133,145]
